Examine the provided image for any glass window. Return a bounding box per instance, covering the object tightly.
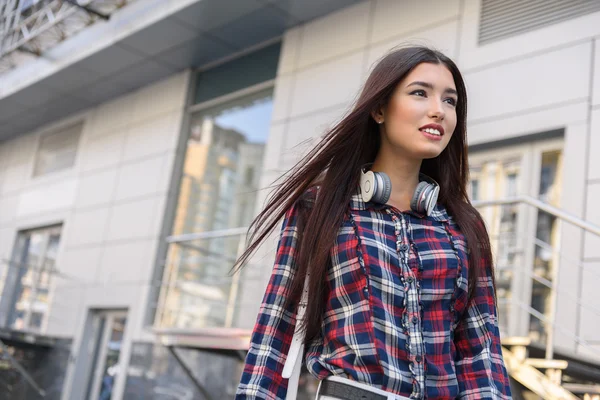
[34,123,82,177]
[158,88,273,330]
[3,225,62,331]
[194,43,280,104]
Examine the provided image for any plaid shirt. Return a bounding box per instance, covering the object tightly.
[237,191,512,399]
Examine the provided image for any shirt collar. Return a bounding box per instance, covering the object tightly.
[348,188,450,222]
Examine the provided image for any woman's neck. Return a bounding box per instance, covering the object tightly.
[371,152,422,211]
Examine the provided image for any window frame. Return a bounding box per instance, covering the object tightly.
[1,224,62,332]
[32,121,83,178]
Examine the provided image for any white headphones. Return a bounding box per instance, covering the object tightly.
[360,165,440,216]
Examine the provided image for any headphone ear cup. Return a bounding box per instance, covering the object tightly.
[411,181,430,214]
[375,172,392,204]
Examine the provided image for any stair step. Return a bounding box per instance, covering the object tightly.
[562,383,600,395]
[502,336,532,346]
[524,358,568,370]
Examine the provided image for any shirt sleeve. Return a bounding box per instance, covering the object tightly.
[454,262,512,399]
[236,204,301,400]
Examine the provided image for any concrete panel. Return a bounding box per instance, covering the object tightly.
[365,20,459,78]
[554,224,584,352]
[561,122,589,218]
[122,111,182,162]
[104,197,160,242]
[297,1,371,70]
[262,123,286,174]
[83,284,141,309]
[277,26,302,75]
[45,283,84,337]
[58,246,103,282]
[594,40,600,107]
[459,1,600,71]
[589,109,600,181]
[584,182,600,259]
[96,239,157,283]
[0,164,30,195]
[468,101,587,146]
[130,73,188,124]
[86,92,138,138]
[75,169,118,209]
[65,207,110,247]
[0,194,18,226]
[0,227,15,263]
[16,179,77,218]
[290,52,364,118]
[80,132,125,173]
[371,0,460,44]
[271,75,295,123]
[114,155,168,202]
[465,43,592,122]
[281,106,346,171]
[579,262,600,344]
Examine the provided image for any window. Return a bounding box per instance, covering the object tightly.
[1,225,61,331]
[155,42,280,332]
[33,123,82,177]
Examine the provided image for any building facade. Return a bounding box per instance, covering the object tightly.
[0,0,599,399]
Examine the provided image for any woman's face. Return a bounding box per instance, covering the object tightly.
[375,62,458,161]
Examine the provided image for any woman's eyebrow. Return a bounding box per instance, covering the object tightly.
[407,81,458,96]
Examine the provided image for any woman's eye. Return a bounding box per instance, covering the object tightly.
[411,90,426,97]
[444,97,457,106]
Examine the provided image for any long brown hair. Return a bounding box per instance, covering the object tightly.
[235,46,494,340]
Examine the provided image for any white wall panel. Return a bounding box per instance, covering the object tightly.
[122,111,181,162]
[65,207,110,247]
[277,26,302,75]
[16,179,77,217]
[584,183,600,259]
[589,109,600,181]
[468,101,587,146]
[80,131,125,173]
[366,21,459,78]
[466,43,592,122]
[290,52,364,118]
[104,197,160,242]
[297,1,371,70]
[113,156,167,202]
[96,239,156,283]
[371,0,460,44]
[75,169,118,209]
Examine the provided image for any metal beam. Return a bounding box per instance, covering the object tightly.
[62,0,109,20]
[502,346,579,400]
[0,339,46,397]
[166,345,214,400]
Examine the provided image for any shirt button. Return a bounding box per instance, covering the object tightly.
[400,243,409,252]
[415,355,423,363]
[412,316,418,324]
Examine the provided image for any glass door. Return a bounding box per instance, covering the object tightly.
[470,146,532,338]
[86,311,128,400]
[469,138,563,341]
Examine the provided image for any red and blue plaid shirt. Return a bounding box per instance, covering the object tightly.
[237,191,512,399]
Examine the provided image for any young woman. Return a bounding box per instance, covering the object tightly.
[235,46,512,399]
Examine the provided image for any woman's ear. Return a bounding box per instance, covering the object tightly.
[370,108,384,124]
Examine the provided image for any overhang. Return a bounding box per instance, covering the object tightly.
[0,0,360,142]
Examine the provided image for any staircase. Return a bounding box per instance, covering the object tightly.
[474,196,600,400]
[502,337,600,400]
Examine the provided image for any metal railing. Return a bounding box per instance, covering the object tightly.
[0,0,132,73]
[473,195,600,361]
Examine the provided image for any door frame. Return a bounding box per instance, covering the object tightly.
[469,138,564,339]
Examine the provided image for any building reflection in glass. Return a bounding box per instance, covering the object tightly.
[157,89,272,330]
